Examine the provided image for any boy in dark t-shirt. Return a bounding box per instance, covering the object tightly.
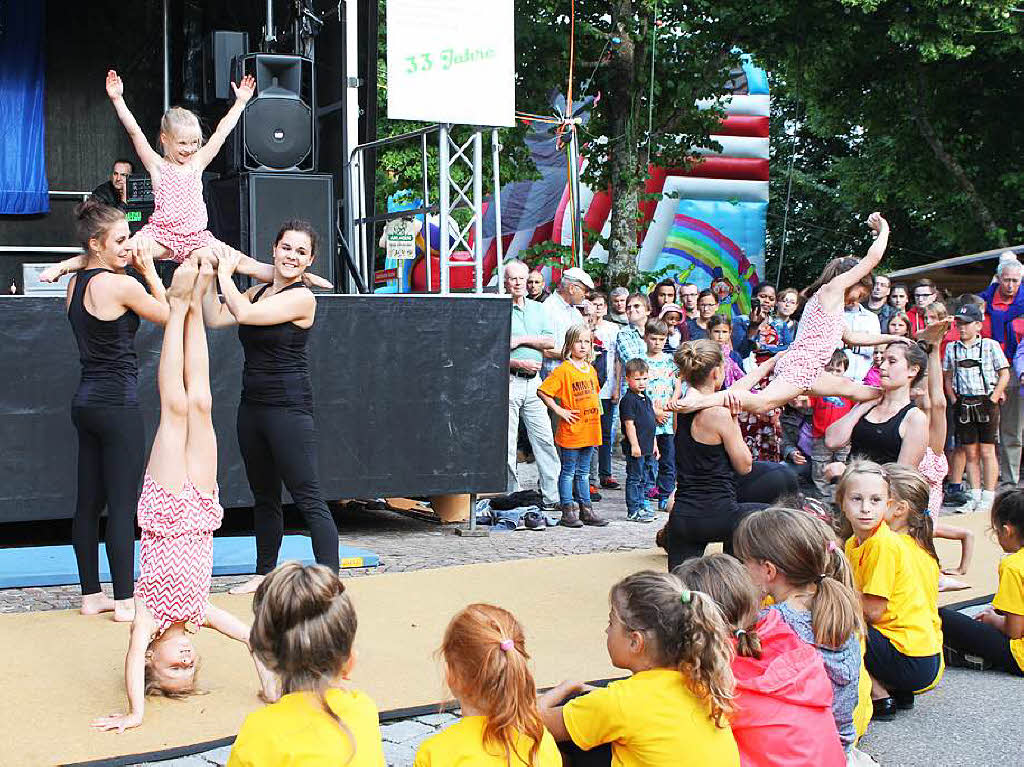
[619,358,659,522]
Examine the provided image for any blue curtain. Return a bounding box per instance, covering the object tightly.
[0,1,49,214]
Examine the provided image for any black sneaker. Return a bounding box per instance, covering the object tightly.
[872,697,896,721]
[943,486,970,507]
[892,691,915,710]
[523,511,546,531]
[944,645,992,671]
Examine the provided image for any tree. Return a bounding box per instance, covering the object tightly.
[744,0,1024,271]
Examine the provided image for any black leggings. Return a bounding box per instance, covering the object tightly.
[237,403,339,574]
[666,502,766,570]
[939,607,1024,676]
[71,406,145,600]
[737,460,800,504]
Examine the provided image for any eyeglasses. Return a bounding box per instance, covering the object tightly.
[914,292,933,298]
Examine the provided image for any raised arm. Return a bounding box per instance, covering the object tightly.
[827,213,890,296]
[91,605,153,732]
[842,330,906,348]
[727,354,777,394]
[194,75,255,169]
[201,274,237,329]
[106,71,162,173]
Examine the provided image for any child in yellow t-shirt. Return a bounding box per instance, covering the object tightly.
[838,461,943,723]
[939,489,1024,676]
[414,603,561,767]
[538,323,605,528]
[227,563,386,767]
[538,571,740,767]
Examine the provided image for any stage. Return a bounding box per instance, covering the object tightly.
[0,511,1006,766]
[0,293,510,524]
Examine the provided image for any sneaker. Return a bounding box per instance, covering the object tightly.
[643,499,652,512]
[943,486,970,507]
[600,477,620,489]
[944,645,992,671]
[523,511,546,531]
[632,508,657,523]
[589,485,603,502]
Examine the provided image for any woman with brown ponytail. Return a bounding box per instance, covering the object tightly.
[66,200,169,621]
[676,553,846,767]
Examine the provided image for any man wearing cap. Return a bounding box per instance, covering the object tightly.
[540,267,595,379]
[943,302,1009,511]
[505,260,561,516]
[980,255,1024,489]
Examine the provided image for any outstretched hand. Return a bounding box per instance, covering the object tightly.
[867,211,888,236]
[91,711,142,734]
[105,70,124,101]
[39,264,64,284]
[916,317,953,345]
[231,74,256,104]
[216,244,243,276]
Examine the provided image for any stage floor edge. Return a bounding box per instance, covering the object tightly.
[0,537,379,589]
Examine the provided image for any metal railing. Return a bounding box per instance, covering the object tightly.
[345,124,505,295]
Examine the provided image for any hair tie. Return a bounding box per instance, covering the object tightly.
[499,638,514,652]
[680,588,692,604]
[734,629,747,638]
[814,574,826,584]
[827,540,838,553]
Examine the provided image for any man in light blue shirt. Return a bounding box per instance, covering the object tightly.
[506,261,560,510]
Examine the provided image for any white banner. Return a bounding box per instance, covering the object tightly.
[386,0,515,127]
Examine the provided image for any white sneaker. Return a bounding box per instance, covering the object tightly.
[955,497,975,514]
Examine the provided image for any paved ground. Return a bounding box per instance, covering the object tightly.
[3,458,1018,766]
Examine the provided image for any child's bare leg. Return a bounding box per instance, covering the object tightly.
[184,260,217,495]
[980,443,999,491]
[935,522,974,576]
[128,236,174,262]
[964,444,981,492]
[808,372,882,403]
[146,261,198,494]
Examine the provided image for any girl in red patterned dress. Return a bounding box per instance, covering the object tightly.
[678,213,903,415]
[42,72,330,288]
[92,258,273,733]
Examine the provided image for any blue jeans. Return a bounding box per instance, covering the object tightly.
[625,454,657,514]
[655,433,675,499]
[598,399,617,478]
[558,447,593,506]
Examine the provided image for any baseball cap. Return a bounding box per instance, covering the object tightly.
[562,267,595,290]
[954,304,983,323]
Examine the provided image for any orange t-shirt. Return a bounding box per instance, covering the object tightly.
[539,360,603,449]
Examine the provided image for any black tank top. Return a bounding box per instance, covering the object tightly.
[67,269,140,407]
[238,282,313,410]
[850,402,916,464]
[673,412,737,516]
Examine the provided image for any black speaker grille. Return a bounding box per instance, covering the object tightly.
[244,99,313,169]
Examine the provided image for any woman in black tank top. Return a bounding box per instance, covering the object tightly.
[64,201,169,620]
[823,341,929,471]
[202,221,339,594]
[667,340,770,569]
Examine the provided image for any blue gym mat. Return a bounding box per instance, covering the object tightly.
[0,536,379,589]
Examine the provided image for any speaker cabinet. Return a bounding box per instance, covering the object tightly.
[207,173,335,287]
[230,54,315,172]
[202,31,249,105]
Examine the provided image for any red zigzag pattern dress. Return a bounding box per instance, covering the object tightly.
[772,293,846,391]
[136,160,217,263]
[134,474,224,636]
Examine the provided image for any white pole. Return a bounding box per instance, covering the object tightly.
[473,131,484,294]
[492,128,505,294]
[439,125,451,295]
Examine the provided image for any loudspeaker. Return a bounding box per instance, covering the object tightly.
[203,31,249,105]
[230,54,315,172]
[207,173,335,287]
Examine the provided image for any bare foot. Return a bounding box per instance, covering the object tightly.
[80,592,115,616]
[939,575,970,592]
[168,257,199,301]
[113,599,135,622]
[229,575,265,595]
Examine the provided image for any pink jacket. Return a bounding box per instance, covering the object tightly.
[730,610,846,767]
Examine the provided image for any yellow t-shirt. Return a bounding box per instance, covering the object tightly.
[537,360,602,449]
[562,668,739,767]
[414,715,562,767]
[227,689,386,767]
[845,523,942,657]
[853,636,872,741]
[992,548,1024,672]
